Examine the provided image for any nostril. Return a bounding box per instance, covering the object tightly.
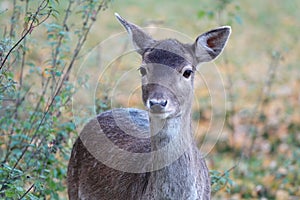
[160,100,167,107]
[149,100,155,107]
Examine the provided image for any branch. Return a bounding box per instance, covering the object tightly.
[3,0,108,184]
[211,164,237,186]
[0,0,49,70]
[18,184,34,200]
[248,51,281,156]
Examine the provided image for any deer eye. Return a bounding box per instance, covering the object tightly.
[139,67,147,76]
[182,69,193,79]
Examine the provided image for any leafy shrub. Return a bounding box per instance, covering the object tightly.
[0,0,111,199]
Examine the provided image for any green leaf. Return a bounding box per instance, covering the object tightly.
[55,71,62,77]
[197,10,206,19]
[15,186,24,192]
[5,189,15,198]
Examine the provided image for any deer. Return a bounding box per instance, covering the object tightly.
[67,13,231,200]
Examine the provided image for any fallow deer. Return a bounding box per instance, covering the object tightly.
[67,13,231,200]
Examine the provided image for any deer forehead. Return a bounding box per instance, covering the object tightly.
[142,39,193,72]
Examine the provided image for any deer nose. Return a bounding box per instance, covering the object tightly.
[148,99,168,112]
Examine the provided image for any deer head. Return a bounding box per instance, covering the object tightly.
[115,13,231,121]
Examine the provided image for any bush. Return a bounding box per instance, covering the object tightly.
[0,0,110,199]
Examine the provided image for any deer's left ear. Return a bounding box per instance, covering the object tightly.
[115,13,156,55]
[193,26,231,63]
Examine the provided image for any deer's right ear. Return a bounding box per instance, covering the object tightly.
[115,13,155,55]
[193,26,231,63]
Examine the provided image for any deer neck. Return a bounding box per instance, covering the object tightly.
[148,110,199,199]
[149,108,194,151]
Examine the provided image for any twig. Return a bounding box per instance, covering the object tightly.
[50,0,74,95]
[18,184,34,200]
[0,0,50,191]
[0,0,49,70]
[248,52,281,156]
[211,164,237,186]
[2,0,31,164]
[2,0,108,187]
[22,0,73,127]
[19,0,30,88]
[3,88,31,164]
[15,0,73,162]
[26,0,108,174]
[9,0,17,38]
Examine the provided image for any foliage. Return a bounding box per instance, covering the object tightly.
[196,0,241,196]
[197,0,242,26]
[210,169,235,194]
[0,0,111,199]
[195,0,300,199]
